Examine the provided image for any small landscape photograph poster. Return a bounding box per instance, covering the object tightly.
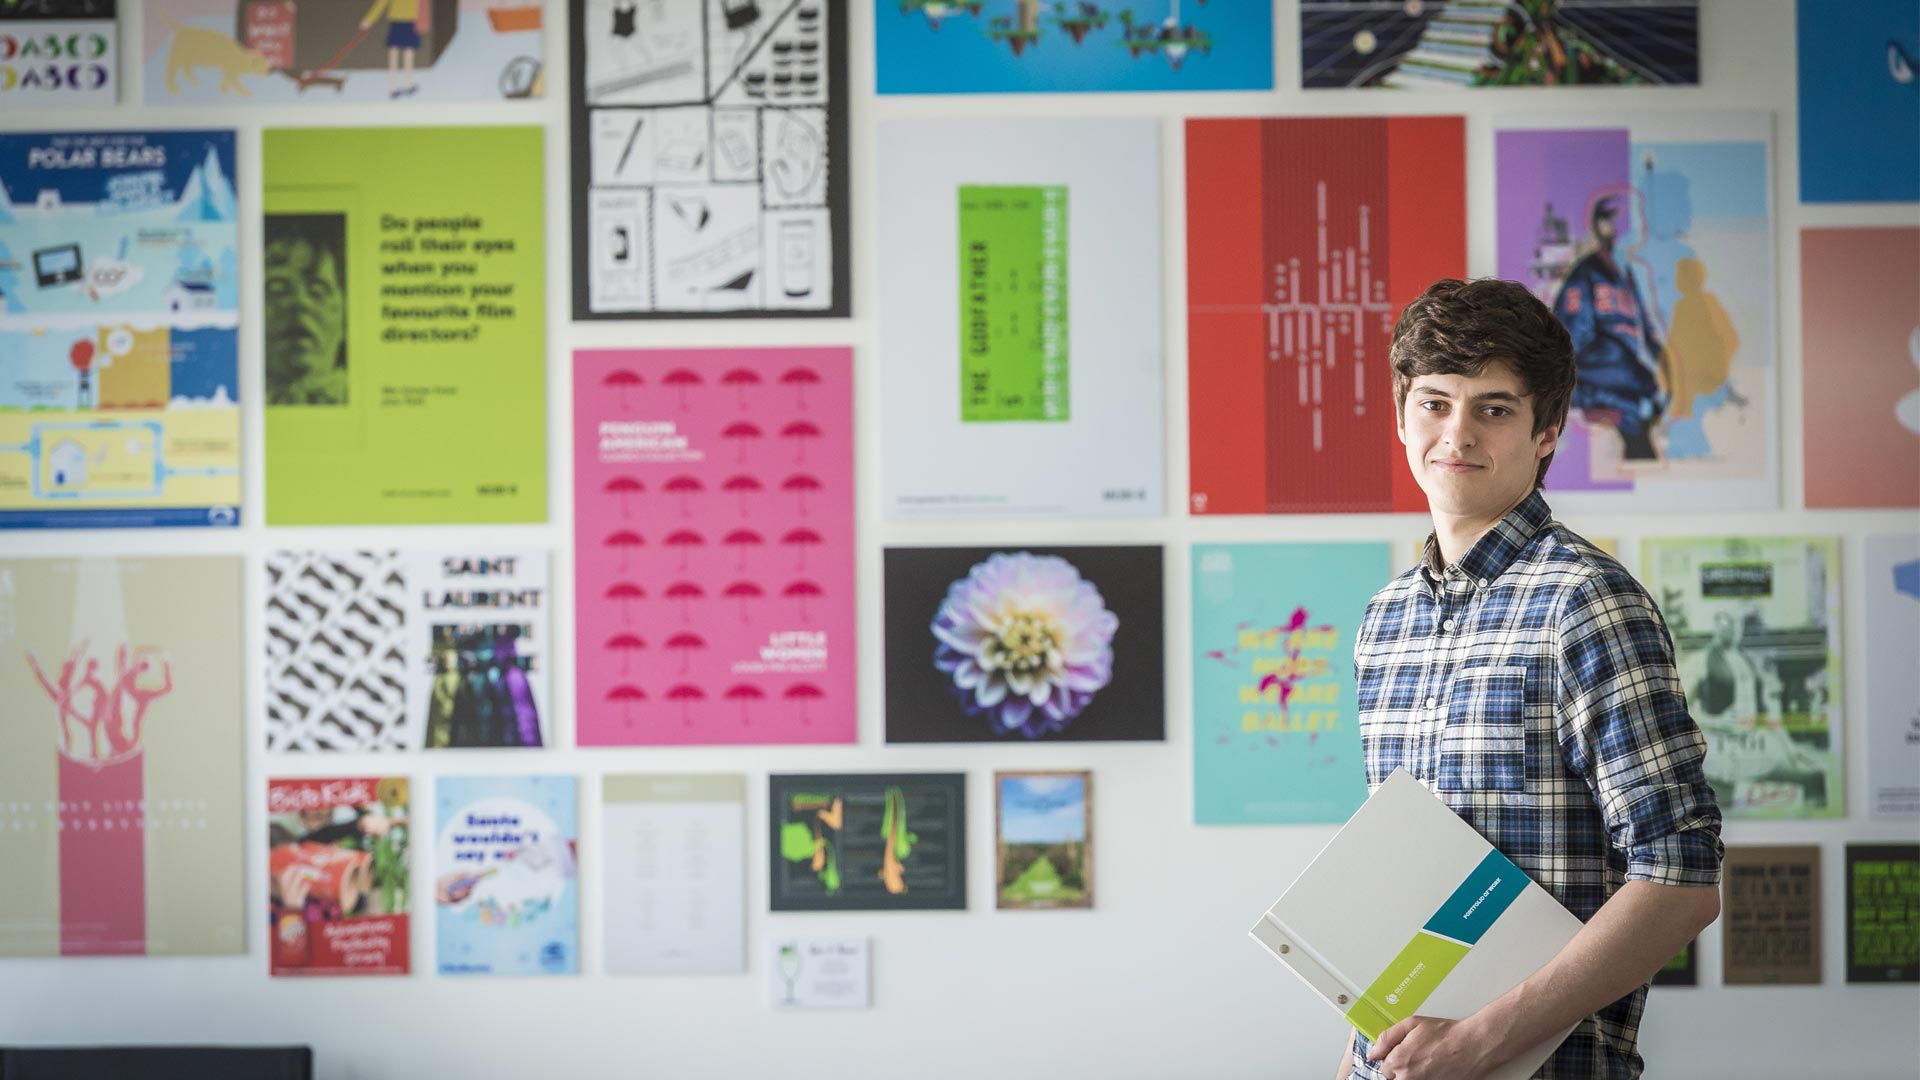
[995,771,1091,910]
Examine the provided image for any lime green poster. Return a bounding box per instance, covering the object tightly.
[957,184,1068,423]
[262,127,546,524]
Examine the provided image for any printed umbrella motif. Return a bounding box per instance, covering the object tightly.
[604,475,645,518]
[666,683,706,725]
[605,530,645,572]
[666,581,706,621]
[784,579,823,622]
[602,368,643,410]
[781,366,820,410]
[781,420,822,463]
[725,683,765,724]
[782,474,822,516]
[781,527,823,570]
[721,367,763,409]
[604,581,645,623]
[724,579,764,622]
[607,683,647,725]
[604,632,647,675]
[723,528,765,569]
[784,682,824,725]
[664,368,704,410]
[665,475,703,517]
[665,529,706,572]
[665,632,707,675]
[724,474,764,516]
[722,421,764,464]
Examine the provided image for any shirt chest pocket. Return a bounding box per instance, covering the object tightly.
[1439,665,1529,794]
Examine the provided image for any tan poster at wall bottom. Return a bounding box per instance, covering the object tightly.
[1723,844,1823,985]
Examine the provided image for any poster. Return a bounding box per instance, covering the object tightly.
[267,775,411,976]
[1846,844,1919,984]
[1797,0,1919,203]
[1865,534,1920,818]
[603,774,745,975]
[0,557,242,957]
[1652,940,1696,987]
[1643,537,1842,819]
[770,938,869,1008]
[1496,113,1776,513]
[0,1,116,106]
[570,0,847,318]
[1191,543,1385,824]
[995,771,1091,910]
[262,126,546,525]
[1722,844,1821,986]
[434,775,577,977]
[266,549,548,752]
[884,545,1164,743]
[879,117,1163,520]
[573,348,853,747]
[0,130,240,530]
[874,0,1271,94]
[1801,227,1919,509]
[143,1,544,104]
[769,773,966,912]
[1299,0,1698,89]
[1187,117,1462,516]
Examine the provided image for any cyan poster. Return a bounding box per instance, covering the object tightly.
[434,775,578,976]
[1191,542,1385,825]
[1797,0,1920,203]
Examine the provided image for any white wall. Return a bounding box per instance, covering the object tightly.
[2,1,1917,1077]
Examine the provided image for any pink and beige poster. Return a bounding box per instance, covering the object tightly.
[574,348,854,745]
[1801,227,1919,509]
[0,557,244,956]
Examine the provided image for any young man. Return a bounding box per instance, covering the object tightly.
[1340,278,1723,1080]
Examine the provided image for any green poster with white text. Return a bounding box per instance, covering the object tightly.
[263,126,546,524]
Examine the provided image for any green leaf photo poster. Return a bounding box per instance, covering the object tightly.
[262,127,547,524]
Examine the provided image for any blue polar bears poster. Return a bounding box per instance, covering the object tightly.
[435,775,579,976]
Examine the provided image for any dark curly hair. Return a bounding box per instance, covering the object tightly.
[1389,278,1576,488]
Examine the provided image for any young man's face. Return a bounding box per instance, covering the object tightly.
[1397,360,1558,524]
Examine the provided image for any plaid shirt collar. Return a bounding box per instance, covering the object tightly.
[1419,489,1554,591]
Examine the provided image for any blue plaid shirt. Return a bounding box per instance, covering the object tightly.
[1350,491,1722,1080]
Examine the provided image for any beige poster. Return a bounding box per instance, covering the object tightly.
[1723,844,1823,985]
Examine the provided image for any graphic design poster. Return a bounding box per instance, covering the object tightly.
[1299,0,1698,89]
[0,557,243,957]
[603,774,745,975]
[996,771,1091,910]
[144,0,544,104]
[0,1,117,106]
[1797,0,1919,203]
[1801,227,1919,508]
[435,775,577,976]
[0,130,240,530]
[1191,543,1384,824]
[1723,845,1821,985]
[769,773,966,912]
[1496,113,1776,512]
[1187,117,1462,515]
[1652,940,1696,987]
[266,549,547,753]
[570,0,848,318]
[262,126,546,525]
[573,348,853,747]
[1643,537,1842,819]
[879,117,1163,520]
[770,938,870,1008]
[875,0,1271,94]
[884,546,1164,743]
[1846,844,1919,984]
[1865,534,1920,818]
[268,776,410,976]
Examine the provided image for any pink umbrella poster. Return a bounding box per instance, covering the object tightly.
[575,348,854,745]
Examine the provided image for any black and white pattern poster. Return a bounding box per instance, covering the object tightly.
[570,0,848,319]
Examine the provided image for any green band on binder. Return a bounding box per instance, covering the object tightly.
[1346,931,1471,1040]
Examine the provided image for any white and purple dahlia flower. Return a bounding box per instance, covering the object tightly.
[932,552,1118,738]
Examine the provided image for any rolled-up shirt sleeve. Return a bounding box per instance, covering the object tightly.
[1555,571,1724,887]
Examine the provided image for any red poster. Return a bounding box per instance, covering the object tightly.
[267,777,411,977]
[1186,117,1464,515]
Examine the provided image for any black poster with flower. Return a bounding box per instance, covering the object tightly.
[883,546,1165,743]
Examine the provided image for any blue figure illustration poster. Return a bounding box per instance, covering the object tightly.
[0,129,242,530]
[875,0,1271,93]
[1797,0,1919,203]
[1191,542,1385,825]
[1495,112,1775,513]
[435,775,578,976]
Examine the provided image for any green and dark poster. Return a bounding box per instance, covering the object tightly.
[262,126,546,524]
[1652,939,1697,986]
[769,773,965,912]
[1847,843,1919,984]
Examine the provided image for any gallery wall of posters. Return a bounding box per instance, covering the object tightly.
[434,775,578,977]
[1723,844,1822,986]
[573,347,854,747]
[603,774,745,975]
[1643,537,1843,820]
[1496,112,1776,513]
[1299,0,1699,89]
[1800,227,1919,509]
[995,771,1091,910]
[1187,116,1463,515]
[267,775,411,976]
[0,1,117,106]
[1796,0,1920,203]
[569,0,848,318]
[874,0,1273,94]
[1865,534,1920,819]
[261,125,546,525]
[0,556,243,957]
[1846,844,1919,984]
[878,117,1164,520]
[883,545,1164,743]
[769,773,966,912]
[266,550,548,753]
[144,1,545,105]
[0,129,241,530]
[1190,542,1385,824]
